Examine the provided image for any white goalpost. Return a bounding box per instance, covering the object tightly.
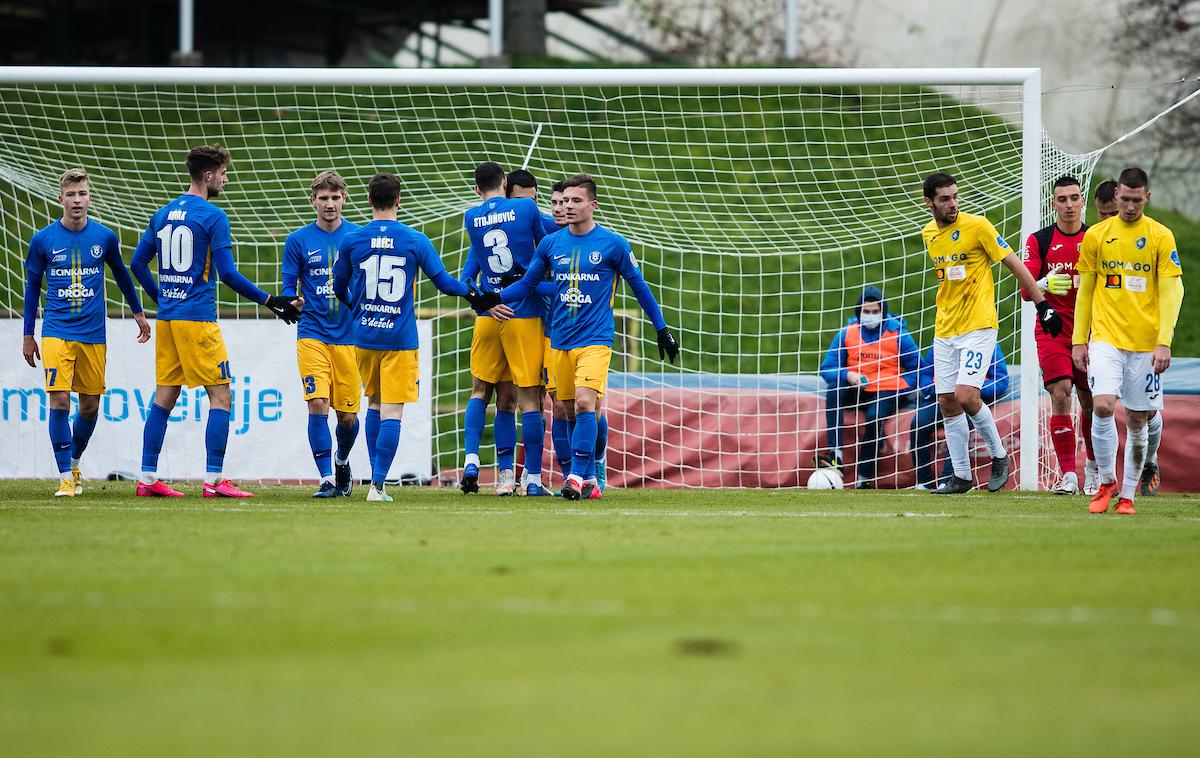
[0,66,1100,490]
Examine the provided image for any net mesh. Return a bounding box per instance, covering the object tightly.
[0,77,1101,487]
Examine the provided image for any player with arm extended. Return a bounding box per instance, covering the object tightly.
[920,172,1063,494]
[129,145,301,498]
[22,168,151,496]
[458,163,549,496]
[1073,167,1183,515]
[281,171,362,498]
[334,172,472,502]
[1020,175,1094,495]
[472,173,680,501]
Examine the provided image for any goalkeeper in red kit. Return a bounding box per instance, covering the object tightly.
[1021,176,1096,494]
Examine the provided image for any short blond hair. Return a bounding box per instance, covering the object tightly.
[59,168,89,190]
[311,170,348,196]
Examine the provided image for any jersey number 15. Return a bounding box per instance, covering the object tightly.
[360,254,408,303]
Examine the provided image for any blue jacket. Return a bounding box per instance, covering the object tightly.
[819,287,920,390]
[916,344,1010,401]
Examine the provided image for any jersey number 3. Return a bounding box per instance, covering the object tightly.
[484,229,513,273]
[360,255,408,303]
[156,224,195,272]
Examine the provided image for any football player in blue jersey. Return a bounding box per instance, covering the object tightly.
[334,172,473,503]
[457,163,549,496]
[507,170,592,494]
[281,171,362,498]
[130,145,301,498]
[22,168,151,497]
[477,173,679,501]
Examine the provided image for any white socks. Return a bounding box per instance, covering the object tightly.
[464,453,481,469]
[968,403,1006,459]
[1091,413,1119,482]
[1146,413,1162,465]
[204,473,220,486]
[1120,423,1149,500]
[139,472,158,486]
[944,412,971,480]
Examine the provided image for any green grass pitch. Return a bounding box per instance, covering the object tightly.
[2,482,1198,756]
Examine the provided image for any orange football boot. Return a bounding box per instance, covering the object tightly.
[1088,480,1120,514]
[1115,498,1137,516]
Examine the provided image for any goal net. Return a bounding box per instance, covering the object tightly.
[0,68,1099,489]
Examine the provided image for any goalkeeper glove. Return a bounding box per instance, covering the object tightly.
[657,327,679,363]
[265,295,301,325]
[1037,273,1073,295]
[1035,300,1063,337]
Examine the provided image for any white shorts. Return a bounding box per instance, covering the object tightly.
[933,328,997,395]
[1088,341,1164,411]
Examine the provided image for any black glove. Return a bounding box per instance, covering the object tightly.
[464,281,502,314]
[656,327,679,364]
[1036,300,1063,338]
[497,270,524,286]
[265,295,301,325]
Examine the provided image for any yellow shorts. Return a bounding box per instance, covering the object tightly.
[542,335,557,395]
[356,347,419,405]
[554,345,611,400]
[41,337,106,395]
[297,339,361,412]
[156,320,230,388]
[470,316,544,388]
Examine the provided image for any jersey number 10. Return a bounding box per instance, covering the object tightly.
[360,254,408,303]
[156,224,194,272]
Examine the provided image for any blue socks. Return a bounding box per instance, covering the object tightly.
[463,397,486,460]
[365,408,381,468]
[521,411,544,475]
[373,418,401,486]
[205,408,231,478]
[572,411,597,481]
[48,408,72,475]
[596,413,609,461]
[71,412,98,464]
[335,416,359,462]
[140,402,171,475]
[495,410,516,471]
[551,416,572,479]
[308,413,333,479]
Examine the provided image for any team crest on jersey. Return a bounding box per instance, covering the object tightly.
[1171,249,1181,266]
[996,235,1009,249]
[1136,237,1147,249]
[589,250,602,265]
[951,230,960,242]
[90,244,103,260]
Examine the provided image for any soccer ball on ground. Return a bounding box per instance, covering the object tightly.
[807,468,844,490]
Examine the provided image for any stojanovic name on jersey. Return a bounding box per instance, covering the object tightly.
[472,210,517,228]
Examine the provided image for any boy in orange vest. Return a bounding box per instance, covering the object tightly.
[818,287,920,488]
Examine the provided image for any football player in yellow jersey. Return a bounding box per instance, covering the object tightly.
[1092,178,1164,496]
[1073,167,1184,515]
[921,172,1063,495]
